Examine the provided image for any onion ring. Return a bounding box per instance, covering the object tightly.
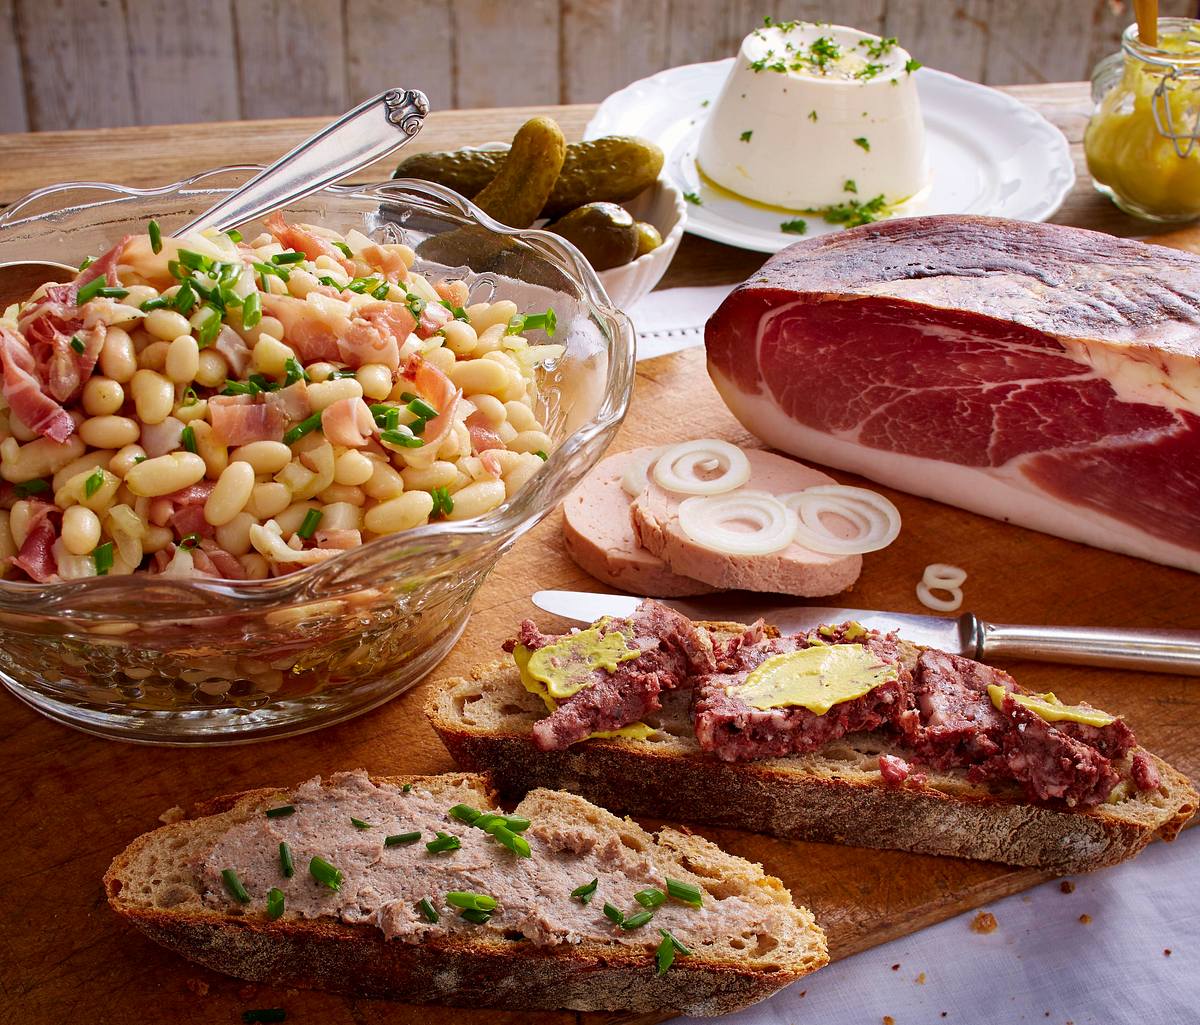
[677,490,798,556]
[922,563,967,589]
[779,485,902,555]
[620,446,667,498]
[917,580,964,612]
[653,439,752,496]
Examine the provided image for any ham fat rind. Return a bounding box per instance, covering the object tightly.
[705,215,1200,572]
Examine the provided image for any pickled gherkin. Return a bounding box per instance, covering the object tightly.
[472,117,567,228]
[548,203,639,271]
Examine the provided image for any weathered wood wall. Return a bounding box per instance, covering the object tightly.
[3,0,1197,133]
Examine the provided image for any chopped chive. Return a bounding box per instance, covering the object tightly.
[283,356,309,386]
[406,397,438,420]
[385,407,400,431]
[534,450,548,461]
[572,878,598,904]
[402,783,413,793]
[666,877,703,907]
[492,825,531,858]
[683,191,702,206]
[178,249,213,272]
[309,855,343,891]
[97,286,129,299]
[272,251,306,265]
[173,279,197,315]
[317,275,339,287]
[430,486,454,517]
[279,842,295,877]
[241,1010,286,1024]
[253,261,290,283]
[195,305,222,348]
[500,815,530,833]
[426,831,461,854]
[621,910,655,930]
[91,541,114,576]
[459,908,493,924]
[740,130,753,142]
[140,296,169,312]
[222,378,263,396]
[385,831,421,846]
[656,928,690,975]
[371,282,391,300]
[844,179,858,194]
[417,897,439,923]
[221,868,251,904]
[148,219,162,254]
[266,887,285,920]
[132,455,146,464]
[853,136,871,152]
[69,335,85,354]
[241,288,262,329]
[84,468,105,498]
[12,478,48,498]
[449,804,481,825]
[227,228,243,243]
[75,276,107,304]
[507,308,557,337]
[634,887,666,909]
[446,891,498,912]
[180,424,197,453]
[283,411,323,445]
[333,241,353,258]
[78,255,95,272]
[380,427,424,449]
[603,903,625,926]
[265,805,295,818]
[296,508,323,540]
[350,817,372,830]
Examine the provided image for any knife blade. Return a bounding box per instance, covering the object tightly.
[530,590,1200,675]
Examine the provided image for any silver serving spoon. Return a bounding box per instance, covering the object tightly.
[0,87,429,303]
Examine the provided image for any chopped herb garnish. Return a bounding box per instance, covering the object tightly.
[148,219,162,254]
[385,831,421,846]
[241,1010,286,1024]
[406,396,438,420]
[403,783,413,793]
[499,815,530,832]
[78,255,95,272]
[634,887,666,909]
[417,898,440,923]
[603,903,625,926]
[296,508,323,540]
[195,305,222,347]
[437,298,467,320]
[449,804,481,825]
[265,805,295,818]
[283,412,323,445]
[905,57,922,73]
[266,887,285,920]
[309,855,343,891]
[350,817,372,830]
[380,427,424,449]
[180,425,197,453]
[74,276,108,304]
[221,378,264,397]
[371,281,392,300]
[853,136,871,152]
[665,877,703,907]
[253,261,290,284]
[683,191,702,206]
[69,335,85,354]
[700,98,710,107]
[181,386,199,407]
[333,241,353,259]
[283,356,310,386]
[572,878,599,904]
[139,296,169,312]
[855,62,884,80]
[621,910,655,930]
[860,35,898,59]
[92,541,114,576]
[271,251,306,265]
[13,478,48,498]
[430,486,454,518]
[239,288,262,330]
[780,218,808,235]
[656,928,690,975]
[459,908,493,925]
[809,109,819,121]
[844,179,858,194]
[221,868,251,904]
[446,891,498,912]
[227,228,243,243]
[279,842,295,877]
[173,279,197,315]
[739,130,753,142]
[178,249,213,272]
[506,307,557,337]
[819,193,888,227]
[84,468,105,498]
[491,825,531,858]
[426,831,461,854]
[132,455,146,464]
[534,449,549,461]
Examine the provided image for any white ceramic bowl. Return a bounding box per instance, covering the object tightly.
[597,175,687,309]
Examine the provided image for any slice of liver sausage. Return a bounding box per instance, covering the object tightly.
[562,448,716,598]
[630,448,862,595]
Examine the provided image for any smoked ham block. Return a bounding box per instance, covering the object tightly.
[705,215,1200,572]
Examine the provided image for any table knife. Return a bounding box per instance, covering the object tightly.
[530,590,1200,676]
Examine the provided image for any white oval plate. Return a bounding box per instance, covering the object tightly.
[586,60,1076,254]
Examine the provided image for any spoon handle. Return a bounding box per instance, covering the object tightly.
[175,88,429,237]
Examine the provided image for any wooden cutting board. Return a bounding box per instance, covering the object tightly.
[3,343,1197,1025]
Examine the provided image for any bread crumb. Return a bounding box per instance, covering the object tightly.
[970,911,998,934]
[1079,914,1092,925]
[1060,880,1075,894]
[159,805,185,824]
[916,972,926,984]
[799,990,807,997]
[883,1017,895,1025]
[891,963,901,971]
[1165,949,1172,957]
[184,978,209,997]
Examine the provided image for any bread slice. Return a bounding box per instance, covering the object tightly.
[425,650,1197,874]
[104,771,827,1017]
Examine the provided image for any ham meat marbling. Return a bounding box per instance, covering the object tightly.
[705,215,1200,572]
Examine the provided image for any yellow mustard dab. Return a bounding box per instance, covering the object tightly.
[729,643,898,713]
[512,627,654,740]
[1085,29,1200,219]
[987,684,1117,728]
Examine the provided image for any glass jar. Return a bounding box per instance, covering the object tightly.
[1084,17,1200,222]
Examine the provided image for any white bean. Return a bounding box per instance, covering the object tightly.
[444,479,506,521]
[230,440,292,475]
[124,452,207,497]
[62,505,101,555]
[204,461,255,526]
[364,491,433,535]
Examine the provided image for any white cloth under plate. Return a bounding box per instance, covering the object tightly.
[679,827,1200,1025]
[628,284,734,360]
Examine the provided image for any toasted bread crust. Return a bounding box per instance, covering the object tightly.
[425,662,1197,874]
[104,772,826,1016]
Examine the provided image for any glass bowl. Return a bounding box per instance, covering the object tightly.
[0,168,634,744]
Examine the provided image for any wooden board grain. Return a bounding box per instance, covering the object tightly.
[1,90,1199,1025]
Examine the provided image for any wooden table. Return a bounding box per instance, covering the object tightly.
[2,85,1198,1025]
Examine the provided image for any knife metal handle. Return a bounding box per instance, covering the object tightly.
[973,618,1200,676]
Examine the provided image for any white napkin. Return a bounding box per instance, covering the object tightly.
[678,819,1199,1025]
[628,284,735,361]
